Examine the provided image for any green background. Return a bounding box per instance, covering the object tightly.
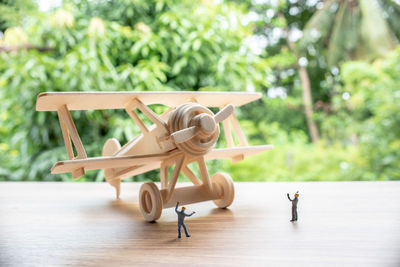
[1,0,399,182]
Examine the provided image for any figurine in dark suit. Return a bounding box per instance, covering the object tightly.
[287,191,299,222]
[175,202,195,238]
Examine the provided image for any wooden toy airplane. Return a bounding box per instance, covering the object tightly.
[36,91,273,221]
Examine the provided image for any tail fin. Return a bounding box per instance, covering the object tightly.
[102,138,121,157]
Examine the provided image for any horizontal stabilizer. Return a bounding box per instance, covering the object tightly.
[205,145,273,161]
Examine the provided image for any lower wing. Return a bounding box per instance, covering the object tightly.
[51,153,173,175]
[50,145,273,177]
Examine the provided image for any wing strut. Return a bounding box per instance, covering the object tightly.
[125,97,167,131]
[159,153,185,202]
[57,104,87,178]
[219,104,249,163]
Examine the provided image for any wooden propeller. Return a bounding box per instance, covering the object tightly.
[171,104,234,144]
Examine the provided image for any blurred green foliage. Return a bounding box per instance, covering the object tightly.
[0,0,37,32]
[0,0,399,182]
[0,0,269,181]
[332,49,400,180]
[224,0,400,181]
[223,123,366,181]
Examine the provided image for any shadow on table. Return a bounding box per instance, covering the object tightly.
[210,207,234,216]
[107,198,236,221]
[72,200,240,265]
[108,198,143,219]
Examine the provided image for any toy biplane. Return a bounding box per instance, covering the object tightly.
[36,91,273,221]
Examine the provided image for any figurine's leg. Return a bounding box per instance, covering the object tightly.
[295,208,298,221]
[178,224,182,238]
[291,207,295,222]
[182,223,190,237]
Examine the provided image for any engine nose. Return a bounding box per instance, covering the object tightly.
[168,102,234,157]
[191,113,216,136]
[168,103,220,157]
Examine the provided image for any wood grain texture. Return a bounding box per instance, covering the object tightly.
[36,91,261,111]
[0,182,399,267]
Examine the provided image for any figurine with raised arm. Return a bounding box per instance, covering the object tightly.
[175,202,195,238]
[287,191,299,222]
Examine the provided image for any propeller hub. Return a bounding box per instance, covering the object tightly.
[168,103,220,156]
[193,114,216,134]
[168,102,234,157]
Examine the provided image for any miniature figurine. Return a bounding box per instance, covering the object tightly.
[287,191,299,222]
[175,202,195,238]
[36,91,274,222]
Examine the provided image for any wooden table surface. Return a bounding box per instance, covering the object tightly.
[0,181,399,267]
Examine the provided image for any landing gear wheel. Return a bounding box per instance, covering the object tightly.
[212,172,234,208]
[139,182,163,222]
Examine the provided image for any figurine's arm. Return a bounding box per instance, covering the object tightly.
[287,193,292,201]
[186,211,195,217]
[175,202,179,213]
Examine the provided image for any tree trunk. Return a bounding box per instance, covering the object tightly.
[298,66,320,143]
[281,19,320,143]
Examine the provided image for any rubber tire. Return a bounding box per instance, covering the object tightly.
[212,172,235,208]
[139,182,163,222]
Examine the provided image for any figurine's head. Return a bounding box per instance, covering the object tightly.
[182,206,186,211]
[295,191,299,198]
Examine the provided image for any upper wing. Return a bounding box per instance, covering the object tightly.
[36,91,261,111]
[204,145,273,162]
[51,153,172,174]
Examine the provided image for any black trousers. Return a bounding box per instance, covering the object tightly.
[291,206,298,221]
